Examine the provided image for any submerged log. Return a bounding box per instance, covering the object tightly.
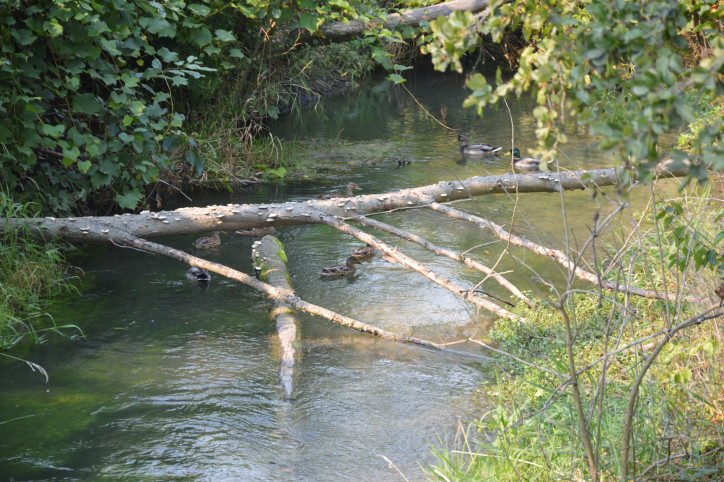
[252,236,300,396]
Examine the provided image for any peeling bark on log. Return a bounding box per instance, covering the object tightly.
[316,213,527,322]
[351,214,535,307]
[316,0,494,42]
[252,236,300,396]
[429,203,701,303]
[113,230,445,349]
[6,165,688,243]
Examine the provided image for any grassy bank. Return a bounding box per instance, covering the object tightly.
[426,185,724,480]
[0,192,81,353]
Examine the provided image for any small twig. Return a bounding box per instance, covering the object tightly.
[156,179,192,201]
[377,454,410,482]
[467,338,566,379]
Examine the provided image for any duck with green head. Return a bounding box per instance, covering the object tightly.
[458,134,502,155]
[508,148,545,171]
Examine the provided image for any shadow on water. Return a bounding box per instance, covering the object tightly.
[1,69,634,479]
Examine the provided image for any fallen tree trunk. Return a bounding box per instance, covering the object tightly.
[429,203,701,303]
[252,236,300,396]
[5,165,689,242]
[317,0,494,42]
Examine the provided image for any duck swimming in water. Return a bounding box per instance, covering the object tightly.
[508,148,545,171]
[352,244,376,260]
[193,230,225,249]
[186,266,211,282]
[316,182,362,200]
[458,134,502,155]
[320,256,361,278]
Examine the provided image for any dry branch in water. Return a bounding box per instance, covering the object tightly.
[6,165,689,243]
[429,203,701,303]
[352,214,534,307]
[316,212,527,322]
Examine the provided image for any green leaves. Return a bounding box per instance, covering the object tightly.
[420,11,479,73]
[423,0,724,186]
[72,93,101,115]
[0,0,235,213]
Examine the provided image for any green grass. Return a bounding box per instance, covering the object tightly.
[426,189,724,480]
[0,190,82,352]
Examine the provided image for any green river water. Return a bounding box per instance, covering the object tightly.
[2,68,643,479]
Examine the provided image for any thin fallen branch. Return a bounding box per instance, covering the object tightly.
[113,229,444,350]
[467,338,565,379]
[352,214,534,308]
[429,203,701,303]
[317,213,527,322]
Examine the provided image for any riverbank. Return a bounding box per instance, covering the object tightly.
[426,183,724,479]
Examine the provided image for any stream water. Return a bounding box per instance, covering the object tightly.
[2,68,635,479]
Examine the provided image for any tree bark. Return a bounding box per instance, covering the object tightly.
[5,165,689,243]
[252,236,300,396]
[316,0,494,42]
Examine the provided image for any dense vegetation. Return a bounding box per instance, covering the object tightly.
[0,0,407,214]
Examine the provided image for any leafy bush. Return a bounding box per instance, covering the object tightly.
[0,0,399,214]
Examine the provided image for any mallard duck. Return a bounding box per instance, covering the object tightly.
[458,134,502,155]
[193,230,225,249]
[236,227,277,237]
[509,148,544,171]
[186,266,211,282]
[316,182,362,200]
[320,256,361,278]
[352,244,376,260]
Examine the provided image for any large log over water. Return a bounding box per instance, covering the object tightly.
[5,165,688,243]
[252,236,300,396]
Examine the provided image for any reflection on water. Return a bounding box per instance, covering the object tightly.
[1,69,621,479]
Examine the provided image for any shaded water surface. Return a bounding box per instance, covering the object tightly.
[2,70,617,479]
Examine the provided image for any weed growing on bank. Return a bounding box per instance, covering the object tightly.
[0,191,82,351]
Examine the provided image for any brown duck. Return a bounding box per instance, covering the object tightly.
[352,244,376,260]
[320,256,361,278]
[193,230,225,249]
[316,182,362,200]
